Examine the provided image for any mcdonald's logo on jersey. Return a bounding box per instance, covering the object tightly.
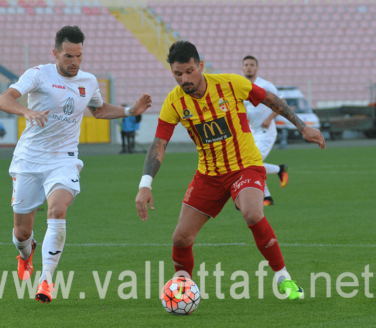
[195,117,232,144]
[78,86,86,97]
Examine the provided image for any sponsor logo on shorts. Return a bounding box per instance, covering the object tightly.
[182,109,193,120]
[184,186,194,202]
[195,117,232,144]
[233,175,253,193]
[254,181,262,186]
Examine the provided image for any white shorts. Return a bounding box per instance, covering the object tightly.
[9,156,84,214]
[253,130,277,160]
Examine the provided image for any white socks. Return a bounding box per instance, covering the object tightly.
[264,183,271,197]
[40,219,66,284]
[263,164,280,198]
[13,229,34,260]
[275,266,292,285]
[264,163,280,175]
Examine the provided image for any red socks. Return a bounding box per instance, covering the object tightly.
[172,244,194,278]
[248,216,285,272]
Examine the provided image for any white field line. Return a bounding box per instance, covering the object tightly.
[1,242,376,247]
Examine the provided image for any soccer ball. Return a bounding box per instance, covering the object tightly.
[160,277,201,315]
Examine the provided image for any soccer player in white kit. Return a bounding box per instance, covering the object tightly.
[242,56,288,206]
[0,26,152,303]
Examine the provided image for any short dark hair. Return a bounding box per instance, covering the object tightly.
[242,55,258,66]
[167,41,200,65]
[55,26,85,52]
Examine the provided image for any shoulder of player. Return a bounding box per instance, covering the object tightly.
[77,69,98,82]
[164,85,185,108]
[204,73,234,84]
[256,77,277,91]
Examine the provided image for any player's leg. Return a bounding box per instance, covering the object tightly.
[232,168,303,300]
[36,161,82,303]
[130,131,135,152]
[172,171,227,278]
[120,131,126,153]
[36,187,73,303]
[13,211,38,280]
[126,132,131,153]
[172,205,210,278]
[11,169,45,281]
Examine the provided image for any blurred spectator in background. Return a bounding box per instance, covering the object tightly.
[120,103,141,154]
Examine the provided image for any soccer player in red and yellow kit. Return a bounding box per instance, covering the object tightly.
[136,41,325,300]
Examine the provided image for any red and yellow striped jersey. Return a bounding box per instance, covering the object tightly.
[156,74,266,176]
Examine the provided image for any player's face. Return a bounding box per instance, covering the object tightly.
[171,58,205,95]
[242,59,258,79]
[53,41,83,77]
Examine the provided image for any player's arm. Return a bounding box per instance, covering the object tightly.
[0,88,49,127]
[261,110,279,129]
[261,91,325,149]
[88,93,152,119]
[135,137,169,221]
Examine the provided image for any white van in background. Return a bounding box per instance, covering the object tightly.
[275,86,320,139]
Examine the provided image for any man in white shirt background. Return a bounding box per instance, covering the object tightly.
[242,55,288,206]
[0,26,152,303]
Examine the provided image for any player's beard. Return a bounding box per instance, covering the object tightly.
[181,83,197,95]
[59,64,79,77]
[245,73,255,80]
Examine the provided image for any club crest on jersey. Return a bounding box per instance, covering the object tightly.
[182,109,193,120]
[78,86,86,97]
[63,97,75,115]
[219,98,229,112]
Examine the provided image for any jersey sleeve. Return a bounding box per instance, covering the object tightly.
[230,74,266,106]
[155,95,180,141]
[9,67,42,96]
[87,79,104,107]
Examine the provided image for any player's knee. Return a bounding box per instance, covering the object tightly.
[172,231,194,247]
[48,205,68,219]
[243,210,264,226]
[14,227,32,241]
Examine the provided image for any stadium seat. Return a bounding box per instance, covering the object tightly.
[148,1,375,107]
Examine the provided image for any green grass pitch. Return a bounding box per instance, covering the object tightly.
[0,145,375,327]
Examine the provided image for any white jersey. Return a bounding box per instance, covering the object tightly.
[244,76,281,135]
[10,64,103,164]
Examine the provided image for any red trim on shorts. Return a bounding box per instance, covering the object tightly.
[155,118,177,141]
[238,112,251,133]
[180,97,209,174]
[248,83,267,106]
[193,99,220,176]
[206,92,231,173]
[217,84,244,170]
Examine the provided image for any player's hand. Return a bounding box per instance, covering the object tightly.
[135,187,155,221]
[301,126,326,149]
[24,109,50,127]
[261,117,273,129]
[129,93,153,116]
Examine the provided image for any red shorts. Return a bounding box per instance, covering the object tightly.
[182,166,266,218]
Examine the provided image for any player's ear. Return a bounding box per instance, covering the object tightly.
[199,60,204,73]
[52,49,59,60]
